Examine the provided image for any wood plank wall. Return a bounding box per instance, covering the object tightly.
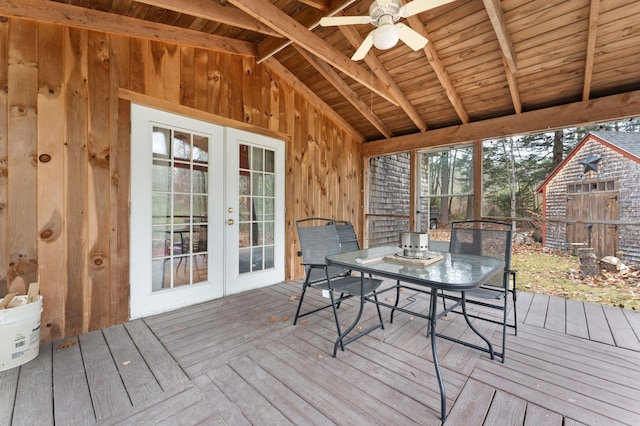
[0,18,362,341]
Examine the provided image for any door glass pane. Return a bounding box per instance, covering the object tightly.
[252,172,263,196]
[173,164,191,193]
[152,160,171,192]
[152,127,171,158]
[239,171,250,196]
[252,146,263,171]
[265,150,274,173]
[239,196,251,221]
[173,131,191,161]
[237,143,276,274]
[264,174,275,197]
[151,127,209,291]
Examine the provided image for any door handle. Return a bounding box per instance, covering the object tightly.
[227,219,234,225]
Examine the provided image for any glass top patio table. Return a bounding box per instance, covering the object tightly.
[326,245,505,421]
[326,245,504,291]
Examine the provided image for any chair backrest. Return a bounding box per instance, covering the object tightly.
[296,218,350,283]
[334,220,361,253]
[450,220,513,285]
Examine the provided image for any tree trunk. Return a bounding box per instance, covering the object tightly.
[552,130,563,169]
[440,151,450,225]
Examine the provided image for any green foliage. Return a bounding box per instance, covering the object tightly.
[482,118,640,219]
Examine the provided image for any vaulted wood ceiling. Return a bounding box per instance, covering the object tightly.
[9,0,640,152]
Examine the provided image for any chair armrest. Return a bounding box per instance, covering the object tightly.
[301,262,328,268]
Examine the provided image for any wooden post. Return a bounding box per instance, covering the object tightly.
[409,150,418,231]
[473,140,483,220]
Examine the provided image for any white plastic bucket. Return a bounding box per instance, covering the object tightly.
[0,295,43,371]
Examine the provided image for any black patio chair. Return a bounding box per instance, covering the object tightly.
[334,220,360,253]
[294,218,384,351]
[440,220,517,362]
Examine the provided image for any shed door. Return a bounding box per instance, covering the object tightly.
[566,188,618,258]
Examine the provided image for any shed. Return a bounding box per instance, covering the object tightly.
[537,131,640,267]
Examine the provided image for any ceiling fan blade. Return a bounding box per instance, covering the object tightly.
[399,0,457,18]
[397,23,428,51]
[319,15,372,27]
[351,32,374,61]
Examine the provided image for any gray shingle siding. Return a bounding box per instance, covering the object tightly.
[541,132,640,267]
[368,153,411,247]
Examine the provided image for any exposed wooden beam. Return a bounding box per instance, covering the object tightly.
[227,0,399,106]
[361,90,640,157]
[297,0,330,12]
[483,0,517,73]
[0,0,255,56]
[257,0,355,62]
[134,0,283,38]
[338,23,427,132]
[294,45,393,138]
[119,89,292,142]
[406,15,469,123]
[503,57,522,114]
[263,57,364,141]
[583,0,601,101]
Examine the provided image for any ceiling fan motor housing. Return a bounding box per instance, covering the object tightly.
[369,0,402,26]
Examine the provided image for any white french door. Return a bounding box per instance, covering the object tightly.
[224,128,285,294]
[130,105,284,318]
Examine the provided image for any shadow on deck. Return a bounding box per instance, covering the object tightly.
[1,281,639,425]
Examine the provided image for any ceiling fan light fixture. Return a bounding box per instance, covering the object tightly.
[372,23,400,50]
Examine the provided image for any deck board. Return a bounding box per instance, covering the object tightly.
[445,379,494,425]
[483,390,527,426]
[602,304,640,351]
[583,302,616,345]
[565,298,589,338]
[524,293,549,328]
[122,320,190,389]
[12,342,54,426]
[0,365,19,425]
[523,403,564,425]
[79,330,132,420]
[205,362,294,425]
[227,355,334,425]
[52,337,95,425]
[623,308,640,337]
[544,296,566,332]
[2,285,640,425]
[101,324,163,405]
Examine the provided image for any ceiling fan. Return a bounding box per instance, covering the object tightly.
[319,0,456,60]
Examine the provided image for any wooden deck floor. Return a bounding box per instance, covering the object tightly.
[2,280,639,425]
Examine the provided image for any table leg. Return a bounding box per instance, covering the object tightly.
[429,287,447,421]
[390,280,401,323]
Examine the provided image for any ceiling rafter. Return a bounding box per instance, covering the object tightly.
[227,0,400,107]
[503,57,522,114]
[583,0,601,101]
[338,23,427,132]
[297,0,330,12]
[134,0,283,38]
[256,0,356,63]
[406,15,469,124]
[0,0,256,56]
[481,0,521,114]
[294,45,393,138]
[482,0,517,73]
